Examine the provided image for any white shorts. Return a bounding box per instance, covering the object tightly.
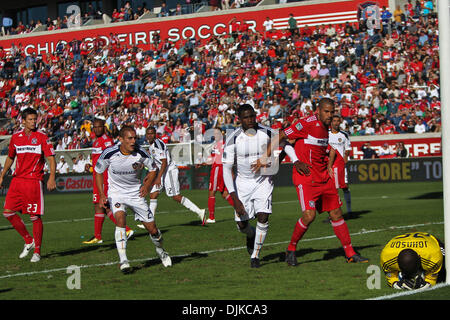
[150,166,180,197]
[109,193,154,223]
[234,175,273,222]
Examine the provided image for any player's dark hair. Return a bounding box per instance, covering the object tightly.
[93,118,105,126]
[146,126,157,134]
[21,107,37,119]
[119,125,136,138]
[398,249,422,278]
[237,104,255,117]
[318,98,335,109]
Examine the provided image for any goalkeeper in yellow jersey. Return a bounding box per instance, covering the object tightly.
[380,232,446,290]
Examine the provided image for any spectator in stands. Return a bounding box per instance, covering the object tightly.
[362,142,378,159]
[56,155,69,174]
[396,142,408,158]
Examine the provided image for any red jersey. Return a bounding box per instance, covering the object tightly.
[209,141,224,168]
[91,134,114,167]
[283,114,330,184]
[8,129,55,181]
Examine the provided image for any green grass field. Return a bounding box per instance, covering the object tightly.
[0,181,447,302]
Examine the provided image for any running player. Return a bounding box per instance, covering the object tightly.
[143,126,206,225]
[253,98,368,266]
[223,104,275,268]
[95,126,171,273]
[380,232,445,289]
[327,115,352,215]
[83,118,134,244]
[0,107,56,262]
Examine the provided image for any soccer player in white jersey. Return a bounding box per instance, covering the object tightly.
[327,115,352,216]
[95,126,172,273]
[144,126,206,224]
[222,104,275,268]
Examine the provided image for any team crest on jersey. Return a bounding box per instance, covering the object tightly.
[31,138,38,144]
[309,200,315,208]
[338,138,342,142]
[115,203,121,208]
[132,162,144,170]
[295,122,303,131]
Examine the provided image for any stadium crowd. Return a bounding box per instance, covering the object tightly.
[0,2,441,157]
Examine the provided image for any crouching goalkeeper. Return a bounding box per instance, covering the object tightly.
[380,232,446,290]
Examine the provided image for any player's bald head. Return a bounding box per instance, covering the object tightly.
[318,98,335,110]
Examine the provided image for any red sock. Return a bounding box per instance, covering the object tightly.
[4,212,33,244]
[225,194,234,207]
[331,218,356,258]
[107,211,131,232]
[94,213,105,239]
[208,196,216,219]
[30,215,43,255]
[287,218,308,252]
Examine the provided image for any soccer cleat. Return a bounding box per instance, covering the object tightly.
[346,254,369,263]
[246,234,255,255]
[82,236,103,244]
[30,253,41,263]
[206,218,216,224]
[19,240,35,259]
[285,250,298,266]
[199,209,207,225]
[156,247,172,267]
[250,258,260,268]
[120,261,131,273]
[126,229,134,240]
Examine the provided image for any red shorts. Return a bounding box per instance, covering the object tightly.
[4,177,44,215]
[93,171,109,204]
[295,178,342,213]
[332,163,348,189]
[209,165,225,193]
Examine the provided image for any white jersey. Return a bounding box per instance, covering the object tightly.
[94,144,156,196]
[223,124,275,180]
[147,138,177,171]
[328,130,351,160]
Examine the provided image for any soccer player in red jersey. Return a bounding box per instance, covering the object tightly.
[82,118,134,244]
[253,98,368,266]
[0,108,56,262]
[205,129,234,223]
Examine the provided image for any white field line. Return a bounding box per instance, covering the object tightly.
[0,220,443,282]
[367,283,450,300]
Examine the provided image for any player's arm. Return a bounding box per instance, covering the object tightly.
[153,158,167,188]
[0,156,15,188]
[251,130,287,173]
[140,169,157,198]
[140,148,158,197]
[46,155,56,191]
[222,137,246,216]
[284,143,311,176]
[94,155,109,209]
[327,147,336,178]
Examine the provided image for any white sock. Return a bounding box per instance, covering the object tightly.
[251,222,269,259]
[181,196,202,215]
[150,229,163,249]
[149,199,158,215]
[115,227,128,263]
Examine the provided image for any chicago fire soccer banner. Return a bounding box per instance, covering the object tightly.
[0,0,388,56]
